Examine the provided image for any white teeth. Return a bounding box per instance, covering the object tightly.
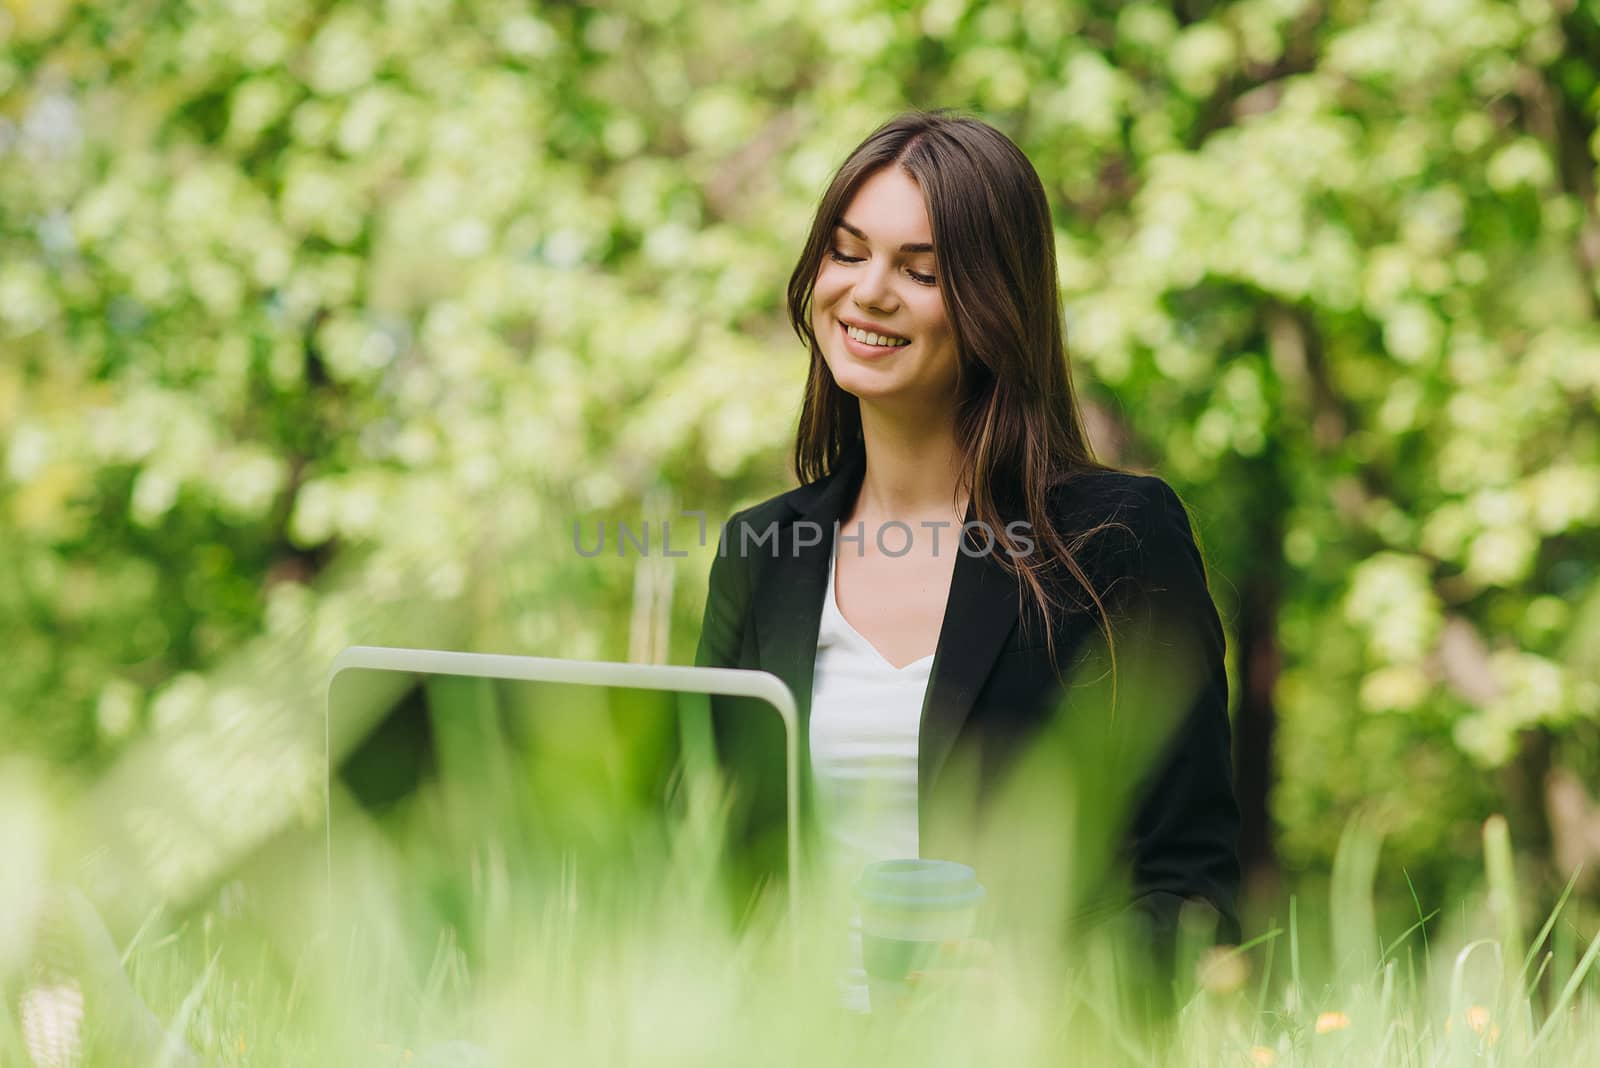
[844,323,909,347]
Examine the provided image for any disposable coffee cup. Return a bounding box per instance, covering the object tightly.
[855,859,985,1015]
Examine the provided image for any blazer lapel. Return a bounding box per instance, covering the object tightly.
[751,437,1021,835]
[917,507,1020,830]
[752,439,867,820]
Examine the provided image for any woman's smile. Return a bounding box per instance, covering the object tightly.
[839,316,912,358]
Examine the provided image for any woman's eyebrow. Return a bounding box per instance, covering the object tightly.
[836,218,934,254]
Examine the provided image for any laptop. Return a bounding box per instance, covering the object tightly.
[324,646,802,960]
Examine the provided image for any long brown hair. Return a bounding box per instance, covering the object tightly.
[785,108,1129,677]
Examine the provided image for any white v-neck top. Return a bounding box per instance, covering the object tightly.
[808,540,937,1013]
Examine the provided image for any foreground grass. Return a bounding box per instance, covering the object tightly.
[4,762,1599,1067]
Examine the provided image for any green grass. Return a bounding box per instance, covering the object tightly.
[5,758,1600,1067]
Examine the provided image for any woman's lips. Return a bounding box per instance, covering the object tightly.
[839,318,910,358]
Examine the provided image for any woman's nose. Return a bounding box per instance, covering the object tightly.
[851,261,897,311]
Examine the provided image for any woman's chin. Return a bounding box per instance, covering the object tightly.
[830,372,897,402]
[823,355,926,409]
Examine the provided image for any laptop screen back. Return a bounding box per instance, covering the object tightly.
[325,648,798,961]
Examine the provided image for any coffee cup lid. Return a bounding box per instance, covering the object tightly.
[855,859,986,911]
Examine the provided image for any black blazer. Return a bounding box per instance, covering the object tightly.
[694,437,1241,966]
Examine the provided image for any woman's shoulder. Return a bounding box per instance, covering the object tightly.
[716,451,860,533]
[1040,467,1209,590]
[717,484,812,532]
[709,479,825,569]
[1044,467,1186,534]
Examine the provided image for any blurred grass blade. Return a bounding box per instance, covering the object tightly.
[154,948,219,1068]
[1288,894,1301,1013]
[1401,867,1430,961]
[1531,922,1600,1052]
[1380,909,1439,964]
[1482,815,1524,975]
[1329,811,1382,991]
[1483,814,1529,1050]
[1519,862,1581,983]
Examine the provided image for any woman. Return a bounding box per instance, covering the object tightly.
[694,110,1241,1011]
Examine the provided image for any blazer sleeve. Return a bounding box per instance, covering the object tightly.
[1103,478,1242,967]
[692,509,787,924]
[695,509,753,669]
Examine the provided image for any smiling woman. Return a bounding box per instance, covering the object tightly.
[812,168,959,420]
[697,109,1241,1018]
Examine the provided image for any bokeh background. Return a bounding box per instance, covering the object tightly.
[3,0,1599,946]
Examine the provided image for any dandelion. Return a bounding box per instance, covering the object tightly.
[1248,1045,1276,1065]
[1315,1010,1351,1034]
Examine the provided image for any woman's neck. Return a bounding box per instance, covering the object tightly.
[853,407,967,525]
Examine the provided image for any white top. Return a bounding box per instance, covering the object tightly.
[808,540,936,1013]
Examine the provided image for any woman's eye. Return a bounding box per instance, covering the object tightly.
[828,247,936,285]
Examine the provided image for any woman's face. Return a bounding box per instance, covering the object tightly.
[812,166,961,412]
